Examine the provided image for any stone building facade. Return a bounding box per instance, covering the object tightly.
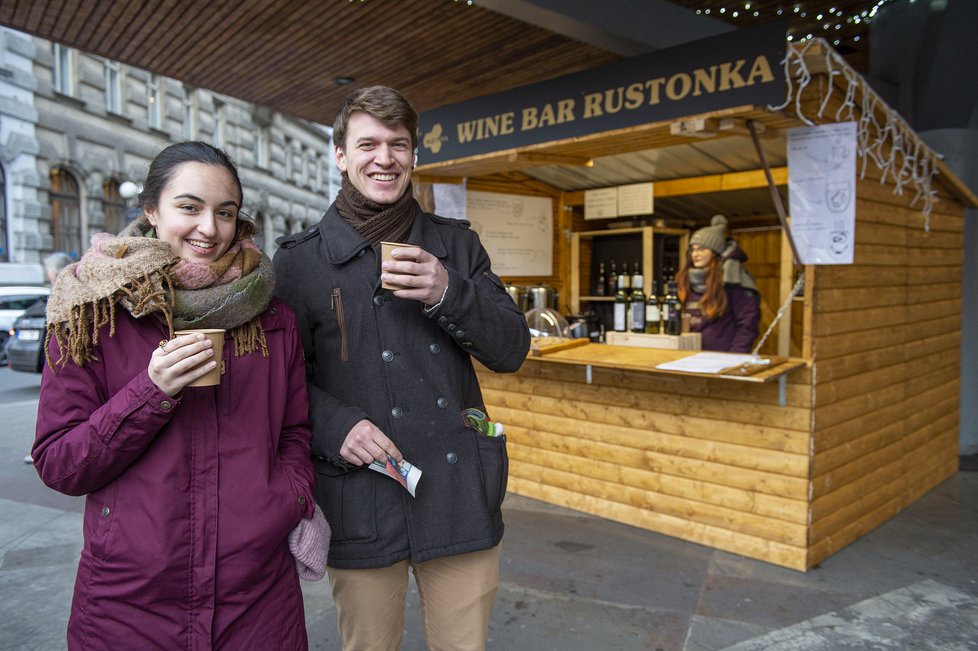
[0,26,338,285]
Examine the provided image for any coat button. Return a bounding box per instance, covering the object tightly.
[446,452,458,464]
[298,496,306,506]
[357,249,366,257]
[391,407,403,419]
[438,316,448,324]
[382,350,394,362]
[160,400,172,411]
[454,330,465,339]
[101,507,110,517]
[429,343,441,354]
[373,296,385,306]
[447,324,457,332]
[437,397,448,409]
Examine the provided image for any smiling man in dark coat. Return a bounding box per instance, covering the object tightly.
[273,85,530,651]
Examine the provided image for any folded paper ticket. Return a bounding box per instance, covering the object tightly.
[369,454,422,497]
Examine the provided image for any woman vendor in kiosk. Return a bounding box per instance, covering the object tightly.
[676,215,760,353]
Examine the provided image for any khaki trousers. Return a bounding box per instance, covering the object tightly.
[327,543,502,651]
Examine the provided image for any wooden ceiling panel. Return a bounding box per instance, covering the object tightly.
[1,0,621,124]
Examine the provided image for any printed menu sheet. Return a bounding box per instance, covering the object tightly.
[787,121,857,264]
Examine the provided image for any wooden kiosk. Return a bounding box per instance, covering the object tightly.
[414,29,977,571]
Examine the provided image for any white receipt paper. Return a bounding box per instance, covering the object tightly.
[655,352,756,374]
[369,454,422,497]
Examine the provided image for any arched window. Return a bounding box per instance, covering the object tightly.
[0,164,8,262]
[50,168,82,258]
[103,180,127,235]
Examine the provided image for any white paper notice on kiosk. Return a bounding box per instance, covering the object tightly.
[787,121,856,265]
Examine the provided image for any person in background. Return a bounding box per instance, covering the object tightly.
[32,141,320,649]
[20,251,73,464]
[676,214,760,353]
[42,251,74,286]
[273,85,530,651]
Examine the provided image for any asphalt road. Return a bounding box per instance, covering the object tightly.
[0,367,81,513]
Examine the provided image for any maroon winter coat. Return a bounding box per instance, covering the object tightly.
[33,298,314,650]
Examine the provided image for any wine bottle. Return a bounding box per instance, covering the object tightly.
[645,280,661,334]
[607,259,618,297]
[613,275,628,332]
[594,261,606,296]
[620,261,631,291]
[664,281,682,336]
[629,273,646,333]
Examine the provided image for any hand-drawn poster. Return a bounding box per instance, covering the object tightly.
[465,191,553,276]
[787,122,856,264]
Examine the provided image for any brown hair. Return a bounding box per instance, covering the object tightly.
[677,252,728,322]
[333,85,419,151]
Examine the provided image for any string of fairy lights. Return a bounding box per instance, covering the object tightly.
[692,1,903,48]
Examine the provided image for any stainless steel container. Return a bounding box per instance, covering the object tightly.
[505,284,529,313]
[527,284,558,311]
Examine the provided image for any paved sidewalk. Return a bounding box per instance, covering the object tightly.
[2,466,976,650]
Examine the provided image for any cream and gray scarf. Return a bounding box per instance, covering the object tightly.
[46,216,273,368]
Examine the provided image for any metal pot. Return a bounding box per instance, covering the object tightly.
[504,284,528,313]
[567,311,601,340]
[527,284,558,311]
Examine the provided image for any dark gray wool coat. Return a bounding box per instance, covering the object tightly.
[273,202,530,569]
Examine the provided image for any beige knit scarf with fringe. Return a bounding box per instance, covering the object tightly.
[46,217,272,369]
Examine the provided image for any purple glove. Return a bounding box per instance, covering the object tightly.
[288,503,330,581]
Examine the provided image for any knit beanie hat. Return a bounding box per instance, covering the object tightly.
[690,214,728,255]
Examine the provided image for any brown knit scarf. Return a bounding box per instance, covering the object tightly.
[334,173,415,247]
[46,216,272,369]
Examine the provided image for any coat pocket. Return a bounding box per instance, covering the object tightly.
[87,485,118,561]
[474,433,508,514]
[331,287,348,362]
[315,467,377,543]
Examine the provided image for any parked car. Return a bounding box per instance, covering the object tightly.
[6,297,48,373]
[0,286,50,366]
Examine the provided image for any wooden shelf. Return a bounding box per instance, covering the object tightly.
[570,226,689,314]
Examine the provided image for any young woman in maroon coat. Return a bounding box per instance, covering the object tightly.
[32,142,318,650]
[676,215,761,353]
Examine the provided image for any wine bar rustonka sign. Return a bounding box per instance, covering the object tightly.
[418,22,786,165]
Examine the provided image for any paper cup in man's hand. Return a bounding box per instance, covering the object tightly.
[381,241,411,290]
[175,329,225,387]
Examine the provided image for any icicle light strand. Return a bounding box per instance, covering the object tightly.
[770,38,940,230]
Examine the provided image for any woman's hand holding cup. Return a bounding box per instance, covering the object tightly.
[150,332,218,396]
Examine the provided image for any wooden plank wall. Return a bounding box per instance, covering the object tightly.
[477,361,814,570]
[807,171,963,566]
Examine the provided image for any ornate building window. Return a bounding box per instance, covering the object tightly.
[182,85,197,140]
[52,43,74,95]
[104,60,122,114]
[147,73,163,129]
[102,180,127,235]
[213,100,226,148]
[254,128,269,169]
[50,168,82,258]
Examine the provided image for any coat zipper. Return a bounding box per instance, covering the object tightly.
[331,287,348,362]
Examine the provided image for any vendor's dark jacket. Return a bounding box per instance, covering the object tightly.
[273,202,530,569]
[684,244,760,353]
